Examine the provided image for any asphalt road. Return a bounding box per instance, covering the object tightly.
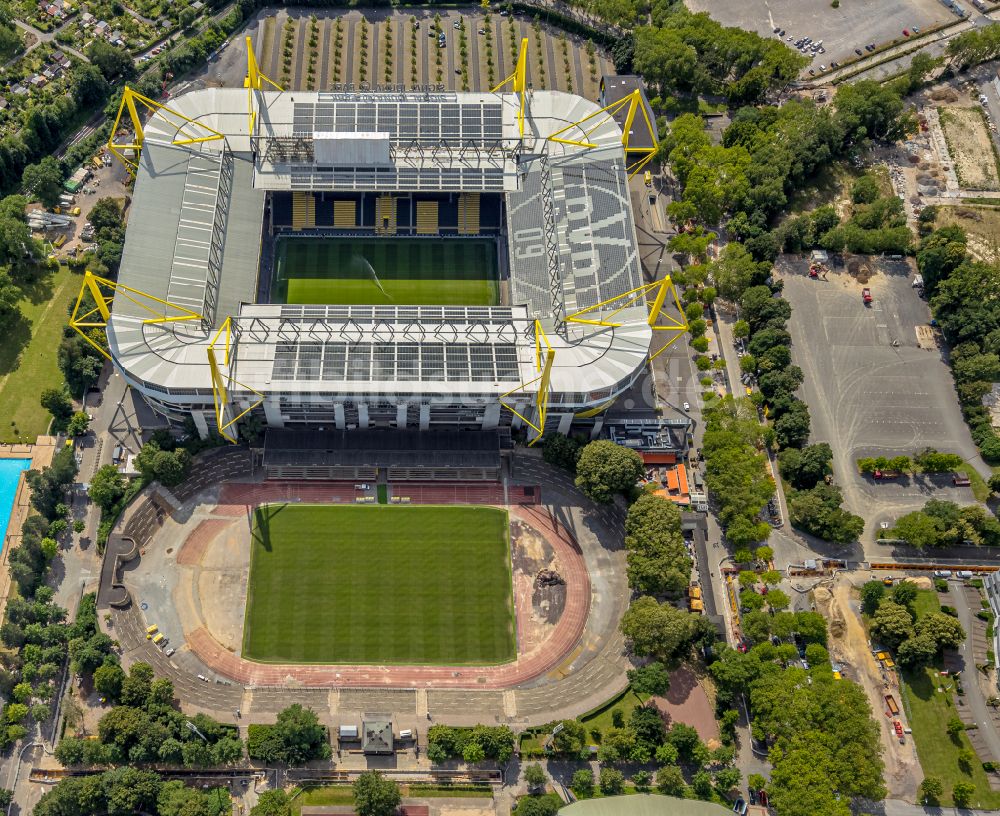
[781,257,985,559]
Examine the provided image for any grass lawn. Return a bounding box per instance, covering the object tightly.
[274,236,499,306]
[291,786,353,814]
[0,265,81,443]
[580,686,651,741]
[243,504,516,665]
[902,588,1000,807]
[290,782,492,814]
[954,462,991,503]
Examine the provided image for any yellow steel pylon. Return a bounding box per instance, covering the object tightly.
[566,276,688,361]
[244,35,283,137]
[491,37,529,138]
[207,317,265,444]
[68,270,204,360]
[546,89,657,179]
[108,87,226,170]
[499,320,554,445]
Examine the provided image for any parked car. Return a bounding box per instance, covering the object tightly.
[934,569,953,578]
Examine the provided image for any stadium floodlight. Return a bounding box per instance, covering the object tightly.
[565,276,689,361]
[208,317,265,444]
[498,320,554,446]
[69,270,203,361]
[244,35,283,138]
[107,87,226,171]
[545,89,657,179]
[491,37,529,138]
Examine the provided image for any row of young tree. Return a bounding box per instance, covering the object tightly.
[917,224,1000,463]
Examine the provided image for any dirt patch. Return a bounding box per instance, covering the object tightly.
[511,520,566,648]
[847,258,873,283]
[936,204,1000,263]
[653,664,719,744]
[939,106,1000,190]
[177,519,231,566]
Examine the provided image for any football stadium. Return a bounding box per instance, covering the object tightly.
[76,39,684,448]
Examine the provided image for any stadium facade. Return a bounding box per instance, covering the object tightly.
[89,49,677,443]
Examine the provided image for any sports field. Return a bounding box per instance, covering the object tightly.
[243,504,516,665]
[271,237,500,306]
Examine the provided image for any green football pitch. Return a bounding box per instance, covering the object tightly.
[272,237,500,306]
[242,504,516,665]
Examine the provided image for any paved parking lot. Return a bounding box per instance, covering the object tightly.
[780,257,981,546]
[686,0,950,71]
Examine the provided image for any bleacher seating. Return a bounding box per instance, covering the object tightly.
[415,201,439,235]
[292,192,315,231]
[375,195,397,235]
[334,200,357,228]
[457,193,480,235]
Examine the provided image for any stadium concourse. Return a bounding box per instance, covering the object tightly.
[97,448,631,727]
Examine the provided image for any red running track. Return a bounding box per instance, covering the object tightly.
[186,504,589,689]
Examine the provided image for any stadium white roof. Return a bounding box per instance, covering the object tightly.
[109,87,652,406]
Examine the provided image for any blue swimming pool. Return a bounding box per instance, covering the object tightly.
[0,458,31,553]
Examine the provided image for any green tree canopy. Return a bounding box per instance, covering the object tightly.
[574,440,644,503]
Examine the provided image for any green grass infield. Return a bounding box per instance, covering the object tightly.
[242,504,516,665]
[273,236,499,306]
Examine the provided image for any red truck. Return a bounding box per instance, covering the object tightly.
[862,287,873,305]
[952,473,971,486]
[873,469,902,480]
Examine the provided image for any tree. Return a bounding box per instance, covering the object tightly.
[251,790,292,816]
[871,601,914,649]
[353,771,401,816]
[135,442,191,488]
[0,789,12,810]
[627,661,670,696]
[574,440,644,503]
[22,157,64,209]
[918,776,943,805]
[570,769,594,798]
[88,197,123,234]
[620,596,701,659]
[269,704,330,765]
[953,780,975,807]
[656,764,687,796]
[88,465,127,513]
[624,494,691,595]
[66,412,90,438]
[778,443,833,489]
[120,661,154,707]
[94,662,125,700]
[71,64,111,107]
[550,719,586,756]
[892,511,941,549]
[774,401,812,449]
[897,633,938,667]
[514,795,560,816]
[542,434,582,472]
[599,767,625,795]
[179,6,197,27]
[40,388,72,422]
[524,763,547,791]
[87,39,135,79]
[859,580,885,616]
[947,716,965,739]
[711,242,766,302]
[916,612,965,649]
